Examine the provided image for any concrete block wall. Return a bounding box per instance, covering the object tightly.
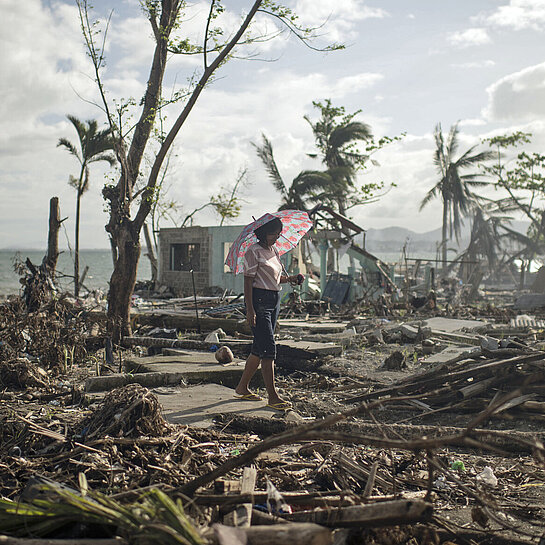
[158,226,211,295]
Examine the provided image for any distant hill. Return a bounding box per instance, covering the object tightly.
[364,221,529,255]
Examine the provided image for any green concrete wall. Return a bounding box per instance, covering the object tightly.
[209,225,245,294]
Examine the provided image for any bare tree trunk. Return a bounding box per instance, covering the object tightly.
[441,201,448,277]
[107,224,140,341]
[25,197,62,311]
[74,190,82,297]
[93,1,270,339]
[143,222,158,285]
[44,196,61,274]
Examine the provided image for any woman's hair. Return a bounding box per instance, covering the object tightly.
[254,217,283,242]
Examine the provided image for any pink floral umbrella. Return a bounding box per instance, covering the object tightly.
[225,210,313,274]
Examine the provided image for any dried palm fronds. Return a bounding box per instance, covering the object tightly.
[0,475,203,545]
[82,384,171,439]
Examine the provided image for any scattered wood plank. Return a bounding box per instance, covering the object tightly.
[342,353,545,404]
[333,452,390,491]
[212,522,333,545]
[280,499,433,528]
[224,467,257,528]
[362,462,378,499]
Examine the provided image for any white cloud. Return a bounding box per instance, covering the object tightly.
[458,118,487,127]
[294,0,389,41]
[452,60,496,69]
[350,135,441,231]
[447,27,491,48]
[111,16,155,70]
[145,66,387,227]
[0,0,114,248]
[4,0,545,250]
[484,62,545,121]
[480,0,545,31]
[0,0,95,128]
[330,73,384,97]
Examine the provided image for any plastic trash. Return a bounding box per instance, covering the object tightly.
[479,336,499,351]
[476,466,498,487]
[433,476,450,490]
[205,332,220,343]
[266,479,292,514]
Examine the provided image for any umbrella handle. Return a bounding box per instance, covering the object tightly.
[276,248,301,287]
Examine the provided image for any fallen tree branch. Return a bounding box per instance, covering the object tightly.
[177,392,545,496]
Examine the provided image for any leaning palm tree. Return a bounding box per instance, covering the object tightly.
[58,116,116,296]
[420,123,493,276]
[253,134,331,211]
[305,99,373,215]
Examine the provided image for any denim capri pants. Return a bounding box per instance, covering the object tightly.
[250,287,280,359]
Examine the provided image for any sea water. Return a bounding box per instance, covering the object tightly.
[0,249,152,297]
[0,248,438,297]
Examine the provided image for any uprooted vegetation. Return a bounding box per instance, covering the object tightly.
[0,294,89,375]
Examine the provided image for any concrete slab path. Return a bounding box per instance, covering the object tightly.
[156,383,293,428]
[422,345,481,365]
[420,317,489,333]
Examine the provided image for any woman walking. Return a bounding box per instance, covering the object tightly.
[234,217,303,410]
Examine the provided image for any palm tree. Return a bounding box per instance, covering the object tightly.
[455,198,514,280]
[420,123,493,276]
[305,99,373,215]
[253,134,331,211]
[58,116,116,296]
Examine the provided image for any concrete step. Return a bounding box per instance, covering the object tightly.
[86,356,247,392]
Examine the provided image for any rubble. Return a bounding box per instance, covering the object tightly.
[2,287,545,545]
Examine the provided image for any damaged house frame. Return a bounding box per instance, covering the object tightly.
[157,205,394,303]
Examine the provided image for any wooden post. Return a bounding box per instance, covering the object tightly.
[362,461,378,498]
[44,196,61,274]
[224,466,257,528]
[79,265,90,291]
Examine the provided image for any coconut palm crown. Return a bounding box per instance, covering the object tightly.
[305,99,373,215]
[420,122,493,275]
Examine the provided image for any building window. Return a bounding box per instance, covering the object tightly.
[170,243,201,271]
[224,242,233,273]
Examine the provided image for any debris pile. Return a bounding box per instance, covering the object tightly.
[0,295,89,372]
[82,383,172,439]
[1,289,545,544]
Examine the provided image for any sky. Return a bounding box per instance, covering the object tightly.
[1,0,545,249]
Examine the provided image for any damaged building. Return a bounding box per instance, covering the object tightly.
[157,206,394,304]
